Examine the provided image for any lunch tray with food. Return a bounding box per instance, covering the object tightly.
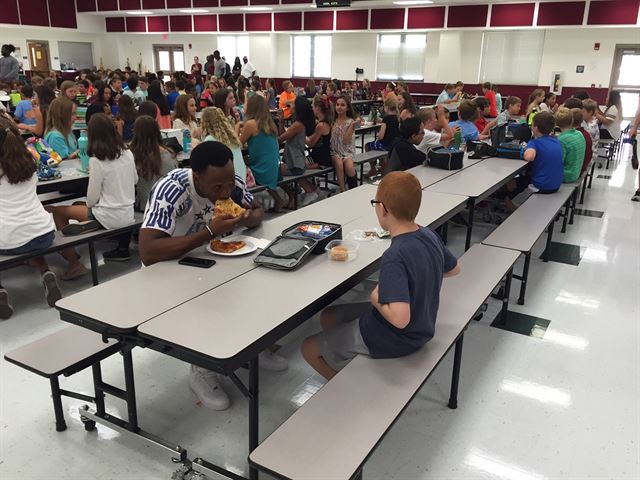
[254,221,342,270]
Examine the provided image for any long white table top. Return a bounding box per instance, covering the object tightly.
[425,157,527,198]
[37,159,88,191]
[407,154,486,189]
[56,186,380,332]
[137,191,467,363]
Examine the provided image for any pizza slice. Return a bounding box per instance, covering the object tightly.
[211,239,247,254]
[214,198,247,218]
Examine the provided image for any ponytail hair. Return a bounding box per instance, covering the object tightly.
[0,117,36,184]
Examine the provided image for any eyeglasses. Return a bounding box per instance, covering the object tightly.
[370,199,387,212]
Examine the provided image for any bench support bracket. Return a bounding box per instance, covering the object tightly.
[448,334,464,410]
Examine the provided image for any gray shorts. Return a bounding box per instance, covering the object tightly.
[318,302,371,372]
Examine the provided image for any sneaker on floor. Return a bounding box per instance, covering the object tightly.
[632,190,640,202]
[61,220,101,237]
[60,263,89,281]
[0,288,14,320]
[103,248,131,262]
[299,191,319,207]
[259,350,288,372]
[42,271,62,307]
[189,365,230,411]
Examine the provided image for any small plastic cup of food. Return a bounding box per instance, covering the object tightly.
[326,240,359,262]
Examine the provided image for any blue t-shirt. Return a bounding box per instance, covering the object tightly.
[167,91,180,111]
[15,100,36,125]
[526,135,564,191]
[359,227,458,358]
[449,120,479,143]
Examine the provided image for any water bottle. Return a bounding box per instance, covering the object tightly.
[78,130,89,172]
[182,129,192,154]
[453,129,462,150]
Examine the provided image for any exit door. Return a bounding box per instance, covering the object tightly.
[610,45,640,119]
[27,41,50,73]
[153,45,185,81]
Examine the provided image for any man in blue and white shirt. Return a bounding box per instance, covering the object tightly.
[139,141,287,411]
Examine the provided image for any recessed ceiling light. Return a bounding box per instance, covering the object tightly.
[179,8,209,13]
[393,0,433,5]
[127,11,153,14]
[240,6,272,11]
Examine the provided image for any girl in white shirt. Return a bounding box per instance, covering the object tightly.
[49,113,137,280]
[595,90,623,141]
[0,118,61,318]
[172,94,202,146]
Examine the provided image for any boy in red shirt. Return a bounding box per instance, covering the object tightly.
[474,97,491,133]
[482,81,498,117]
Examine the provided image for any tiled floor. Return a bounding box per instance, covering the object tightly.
[1,153,638,480]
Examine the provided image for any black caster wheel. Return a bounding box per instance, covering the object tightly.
[483,213,491,223]
[473,312,484,321]
[82,418,96,431]
[495,217,502,225]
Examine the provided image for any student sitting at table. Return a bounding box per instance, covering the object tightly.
[505,111,564,211]
[173,94,202,146]
[481,96,522,136]
[365,96,400,178]
[237,95,285,211]
[0,117,62,319]
[436,83,459,105]
[278,96,320,207]
[306,95,333,170]
[114,95,137,142]
[59,81,77,102]
[48,113,137,280]
[301,171,460,380]
[492,84,502,113]
[44,98,78,160]
[571,107,592,175]
[265,78,277,110]
[526,89,545,126]
[326,82,338,105]
[415,105,456,153]
[279,80,296,120]
[539,92,558,114]
[594,90,623,141]
[147,80,172,129]
[449,100,479,143]
[398,92,417,121]
[385,117,425,173]
[581,99,600,154]
[14,84,37,126]
[331,95,361,192]
[89,81,112,107]
[138,141,286,409]
[556,107,585,184]
[165,81,180,111]
[214,88,241,126]
[474,97,491,133]
[482,82,498,117]
[201,106,246,185]
[383,82,395,99]
[108,74,123,102]
[455,81,466,99]
[75,80,89,106]
[122,75,146,107]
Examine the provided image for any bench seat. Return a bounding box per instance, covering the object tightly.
[249,244,520,480]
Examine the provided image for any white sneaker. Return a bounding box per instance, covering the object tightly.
[300,191,319,207]
[189,365,230,411]
[260,351,288,372]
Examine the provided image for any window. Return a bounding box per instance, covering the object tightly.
[376,34,426,81]
[58,41,93,70]
[610,46,640,119]
[479,30,545,85]
[292,35,332,78]
[153,45,184,81]
[217,35,249,64]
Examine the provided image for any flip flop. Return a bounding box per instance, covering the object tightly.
[61,220,101,237]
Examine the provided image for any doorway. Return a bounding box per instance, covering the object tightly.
[153,45,184,81]
[27,40,51,74]
[609,45,640,119]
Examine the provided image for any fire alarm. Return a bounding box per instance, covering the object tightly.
[594,42,600,50]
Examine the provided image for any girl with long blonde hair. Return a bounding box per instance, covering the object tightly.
[201,107,246,182]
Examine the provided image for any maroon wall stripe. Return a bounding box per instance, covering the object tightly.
[76,0,97,12]
[281,0,311,3]
[97,0,118,11]
[447,4,488,27]
[537,1,585,25]
[166,0,192,7]
[170,15,192,31]
[304,10,333,30]
[147,15,169,31]
[193,14,217,30]
[220,0,248,5]
[219,13,244,30]
[245,12,272,31]
[250,0,279,4]
[125,15,147,31]
[336,9,368,30]
[587,0,640,25]
[274,11,301,30]
[118,0,141,10]
[49,0,78,28]
[105,16,125,31]
[19,0,49,26]
[490,3,534,27]
[0,0,20,24]
[370,8,404,29]
[193,0,218,6]
[142,0,165,8]
[407,6,445,29]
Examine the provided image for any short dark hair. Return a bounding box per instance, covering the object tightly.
[176,80,186,90]
[474,97,489,109]
[563,98,583,109]
[127,76,139,90]
[532,111,555,135]
[399,117,422,139]
[573,90,590,100]
[87,113,125,161]
[21,84,34,98]
[458,100,478,122]
[482,81,492,90]
[505,96,522,109]
[571,107,583,128]
[190,140,234,174]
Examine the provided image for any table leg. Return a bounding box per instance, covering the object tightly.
[249,356,260,480]
[442,221,449,245]
[122,349,139,432]
[500,268,513,325]
[543,220,554,263]
[91,363,106,417]
[580,174,588,204]
[448,334,464,409]
[50,377,68,432]
[88,241,99,286]
[517,252,531,306]
[465,199,475,251]
[588,163,595,189]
